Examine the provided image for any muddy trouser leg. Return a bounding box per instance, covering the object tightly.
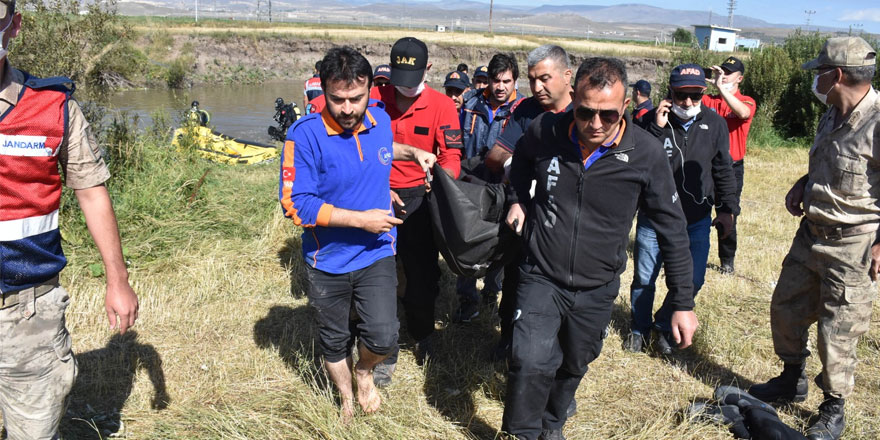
[351,257,400,358]
[718,160,744,262]
[0,286,77,440]
[814,230,876,399]
[771,223,822,365]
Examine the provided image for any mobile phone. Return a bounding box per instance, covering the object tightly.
[703,67,714,80]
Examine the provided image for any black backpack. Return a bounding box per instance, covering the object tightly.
[426,163,518,278]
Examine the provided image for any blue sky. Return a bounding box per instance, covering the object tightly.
[497,0,880,34]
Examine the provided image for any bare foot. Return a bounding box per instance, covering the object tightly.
[340,396,354,424]
[354,369,382,413]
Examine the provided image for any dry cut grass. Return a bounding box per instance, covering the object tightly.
[131,22,674,59]
[54,145,880,439]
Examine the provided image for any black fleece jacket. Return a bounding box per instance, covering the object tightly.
[509,111,695,311]
[638,107,739,224]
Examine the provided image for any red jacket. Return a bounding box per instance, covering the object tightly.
[371,85,462,189]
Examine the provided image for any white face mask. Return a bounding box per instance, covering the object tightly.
[811,70,836,105]
[672,102,701,120]
[720,82,735,93]
[0,18,14,60]
[395,81,425,98]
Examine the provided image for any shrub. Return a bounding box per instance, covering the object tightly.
[741,46,794,142]
[12,0,133,99]
[672,28,693,46]
[774,30,826,139]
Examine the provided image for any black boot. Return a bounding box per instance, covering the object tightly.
[747,363,808,403]
[806,395,845,440]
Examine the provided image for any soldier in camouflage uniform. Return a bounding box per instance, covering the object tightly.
[0,1,139,438]
[748,37,879,440]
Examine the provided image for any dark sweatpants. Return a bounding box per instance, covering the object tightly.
[717,160,744,262]
[384,189,441,364]
[502,266,618,440]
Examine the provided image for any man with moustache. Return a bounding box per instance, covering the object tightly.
[502,57,697,440]
[280,46,435,420]
[484,44,574,362]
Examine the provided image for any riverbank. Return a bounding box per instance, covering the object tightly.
[130,22,672,89]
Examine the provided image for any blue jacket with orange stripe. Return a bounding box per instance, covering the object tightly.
[279,100,396,274]
[460,88,522,160]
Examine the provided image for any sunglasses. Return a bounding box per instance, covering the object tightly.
[574,106,622,124]
[672,90,704,101]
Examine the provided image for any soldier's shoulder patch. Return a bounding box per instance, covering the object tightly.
[444,129,463,149]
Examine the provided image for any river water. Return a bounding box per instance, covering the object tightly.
[108,80,305,143]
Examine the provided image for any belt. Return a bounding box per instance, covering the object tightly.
[0,276,59,310]
[806,221,879,240]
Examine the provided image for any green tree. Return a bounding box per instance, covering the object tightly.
[672,28,694,45]
[775,29,827,139]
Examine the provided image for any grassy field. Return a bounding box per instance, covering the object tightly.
[53,133,880,439]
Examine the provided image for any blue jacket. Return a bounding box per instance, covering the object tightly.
[460,88,522,159]
[279,100,396,274]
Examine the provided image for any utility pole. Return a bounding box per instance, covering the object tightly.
[804,10,815,29]
[268,0,272,22]
[195,0,198,22]
[727,0,736,27]
[488,0,494,34]
[848,23,863,35]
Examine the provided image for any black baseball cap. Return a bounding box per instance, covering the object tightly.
[473,65,489,79]
[630,79,651,96]
[669,64,707,89]
[443,71,470,90]
[720,56,745,74]
[390,37,429,88]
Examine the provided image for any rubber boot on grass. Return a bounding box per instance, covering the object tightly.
[747,363,808,403]
[806,395,845,440]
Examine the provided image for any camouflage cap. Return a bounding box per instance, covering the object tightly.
[0,0,12,21]
[802,36,876,70]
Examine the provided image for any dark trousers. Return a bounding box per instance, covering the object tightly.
[502,266,618,440]
[385,190,441,363]
[718,160,744,262]
[498,248,524,349]
[305,256,399,362]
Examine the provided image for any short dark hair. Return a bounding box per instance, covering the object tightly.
[457,63,468,72]
[314,60,322,72]
[320,47,373,91]
[574,57,628,93]
[488,53,519,80]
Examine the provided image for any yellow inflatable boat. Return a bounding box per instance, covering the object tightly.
[172,125,279,165]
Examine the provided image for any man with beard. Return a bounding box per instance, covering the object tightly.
[280,46,435,421]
